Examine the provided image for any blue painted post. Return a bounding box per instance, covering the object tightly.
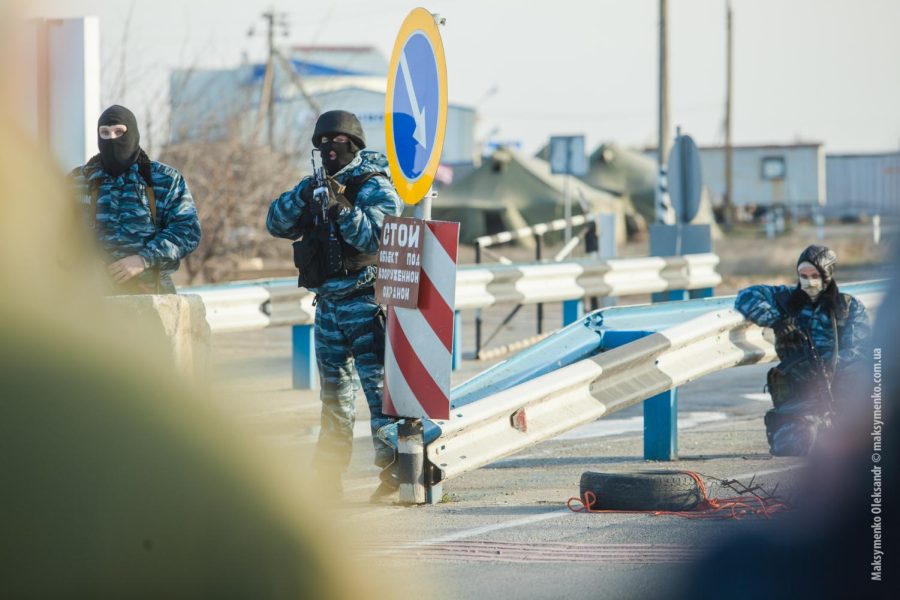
[651,289,689,303]
[562,299,584,326]
[292,324,319,390]
[644,389,678,460]
[452,311,462,371]
[602,329,678,461]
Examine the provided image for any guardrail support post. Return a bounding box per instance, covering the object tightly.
[291,324,319,390]
[651,289,689,303]
[603,330,678,461]
[562,299,584,326]
[452,311,462,370]
[398,419,427,505]
[644,389,678,460]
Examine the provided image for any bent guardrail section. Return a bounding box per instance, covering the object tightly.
[422,282,885,486]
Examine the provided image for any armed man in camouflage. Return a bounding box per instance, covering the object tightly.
[735,245,870,456]
[267,110,403,501]
[70,105,201,294]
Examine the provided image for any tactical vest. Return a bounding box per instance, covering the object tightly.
[293,172,384,289]
[772,288,850,364]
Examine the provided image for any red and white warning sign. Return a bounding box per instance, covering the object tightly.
[375,216,423,309]
[383,220,459,421]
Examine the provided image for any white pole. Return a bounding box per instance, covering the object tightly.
[414,188,434,220]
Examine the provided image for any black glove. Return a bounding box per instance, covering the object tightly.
[299,179,315,204]
[773,318,800,341]
[324,177,353,220]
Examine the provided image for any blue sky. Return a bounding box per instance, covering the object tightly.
[25,0,900,154]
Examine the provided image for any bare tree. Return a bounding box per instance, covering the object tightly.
[160,136,302,284]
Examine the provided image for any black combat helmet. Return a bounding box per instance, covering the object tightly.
[797,244,837,284]
[311,110,366,149]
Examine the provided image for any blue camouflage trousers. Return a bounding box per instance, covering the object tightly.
[314,290,396,470]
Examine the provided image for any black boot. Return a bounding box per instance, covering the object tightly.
[369,462,399,503]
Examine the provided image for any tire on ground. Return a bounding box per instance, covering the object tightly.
[579,471,702,511]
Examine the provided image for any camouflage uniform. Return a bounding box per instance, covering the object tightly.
[70,160,201,293]
[735,284,870,454]
[267,151,403,472]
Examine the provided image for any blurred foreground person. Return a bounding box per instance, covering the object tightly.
[0,15,372,595]
[735,245,870,455]
[267,110,403,502]
[70,104,201,293]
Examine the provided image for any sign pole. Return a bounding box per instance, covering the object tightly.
[398,419,426,504]
[413,187,434,220]
[382,8,452,505]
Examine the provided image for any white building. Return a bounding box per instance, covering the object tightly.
[168,46,476,168]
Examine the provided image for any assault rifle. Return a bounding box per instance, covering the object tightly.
[310,149,330,224]
[794,328,836,412]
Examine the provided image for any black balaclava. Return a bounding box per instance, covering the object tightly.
[312,110,366,176]
[97,105,140,177]
[320,136,360,176]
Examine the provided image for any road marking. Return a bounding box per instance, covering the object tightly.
[366,541,709,564]
[552,411,727,441]
[416,510,572,545]
[743,393,772,402]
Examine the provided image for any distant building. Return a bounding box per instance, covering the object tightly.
[825,152,900,217]
[168,46,475,167]
[642,143,825,213]
[698,143,826,210]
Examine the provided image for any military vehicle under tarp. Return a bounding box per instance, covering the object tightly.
[428,148,634,246]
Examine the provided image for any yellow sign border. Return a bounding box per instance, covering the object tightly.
[384,7,448,205]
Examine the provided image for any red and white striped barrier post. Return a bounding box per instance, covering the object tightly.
[380,219,459,504]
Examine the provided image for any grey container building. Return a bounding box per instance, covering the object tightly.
[698,143,826,209]
[824,152,900,217]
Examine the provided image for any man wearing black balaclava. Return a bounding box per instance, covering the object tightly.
[70,105,201,294]
[735,245,870,456]
[267,110,404,502]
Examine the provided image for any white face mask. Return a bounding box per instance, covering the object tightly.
[799,274,823,300]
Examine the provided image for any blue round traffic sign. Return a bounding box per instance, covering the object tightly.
[385,8,448,204]
[391,33,440,181]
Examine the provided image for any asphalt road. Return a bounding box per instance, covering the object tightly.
[209,322,812,600]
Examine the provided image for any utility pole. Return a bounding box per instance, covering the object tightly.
[656,0,674,224]
[724,0,734,229]
[250,11,289,149]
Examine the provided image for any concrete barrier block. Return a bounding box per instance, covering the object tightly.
[104,294,211,382]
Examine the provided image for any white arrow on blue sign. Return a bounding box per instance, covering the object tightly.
[385,8,448,204]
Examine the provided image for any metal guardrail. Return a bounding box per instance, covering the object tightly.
[186,253,721,333]
[455,253,720,311]
[428,308,773,482]
[184,279,315,333]
[403,282,886,489]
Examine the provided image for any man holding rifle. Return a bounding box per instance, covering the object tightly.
[267,110,403,501]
